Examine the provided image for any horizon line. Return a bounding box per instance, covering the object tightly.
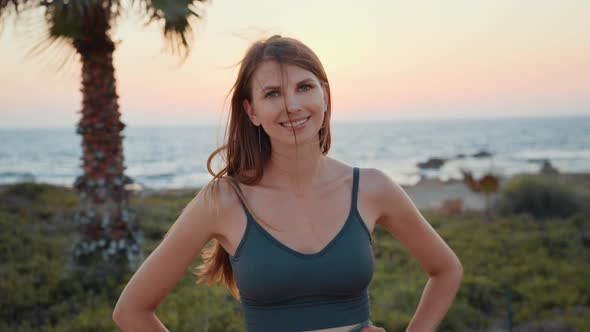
[1,113,588,130]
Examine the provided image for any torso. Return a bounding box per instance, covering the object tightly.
[213,160,382,332]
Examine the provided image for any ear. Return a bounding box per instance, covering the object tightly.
[243,99,260,126]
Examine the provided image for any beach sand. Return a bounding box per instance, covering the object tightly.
[402,172,590,213]
[402,178,490,212]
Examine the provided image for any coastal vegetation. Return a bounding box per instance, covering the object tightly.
[2,174,589,331]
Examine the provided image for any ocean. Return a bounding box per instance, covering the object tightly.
[1,115,589,189]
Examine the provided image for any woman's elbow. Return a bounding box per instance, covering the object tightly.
[112,304,124,324]
[112,303,130,327]
[112,306,166,331]
[112,301,149,327]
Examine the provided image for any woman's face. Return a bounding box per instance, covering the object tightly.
[243,60,328,147]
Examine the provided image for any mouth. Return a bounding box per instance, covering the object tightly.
[279,116,310,129]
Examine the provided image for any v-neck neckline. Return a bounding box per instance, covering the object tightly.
[231,167,359,260]
[246,202,355,259]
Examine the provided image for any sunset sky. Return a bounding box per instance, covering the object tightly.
[0,0,589,127]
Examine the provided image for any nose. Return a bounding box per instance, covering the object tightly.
[286,103,302,114]
[283,87,303,114]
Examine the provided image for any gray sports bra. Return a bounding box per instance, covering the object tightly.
[229,167,374,332]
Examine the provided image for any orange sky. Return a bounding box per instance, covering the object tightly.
[0,0,589,127]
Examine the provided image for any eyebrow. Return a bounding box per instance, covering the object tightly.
[260,78,317,92]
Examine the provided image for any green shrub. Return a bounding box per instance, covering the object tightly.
[2,182,47,201]
[496,175,586,219]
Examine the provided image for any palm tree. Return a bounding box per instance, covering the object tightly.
[0,0,208,271]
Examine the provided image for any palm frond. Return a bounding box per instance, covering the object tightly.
[0,0,80,74]
[135,0,208,59]
[26,31,79,75]
[45,2,84,41]
[0,0,37,29]
[44,0,122,27]
[0,0,35,15]
[9,0,119,75]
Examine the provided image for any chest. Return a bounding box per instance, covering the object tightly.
[229,209,375,304]
[220,183,379,258]
[249,187,353,251]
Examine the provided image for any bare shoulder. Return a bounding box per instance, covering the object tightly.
[195,177,243,237]
[357,167,413,223]
[197,177,240,211]
[357,167,394,194]
[324,160,395,203]
[158,177,238,244]
[357,168,400,201]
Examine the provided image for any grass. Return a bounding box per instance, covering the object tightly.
[1,180,589,331]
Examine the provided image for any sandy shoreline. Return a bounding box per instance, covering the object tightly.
[3,172,588,213]
[129,171,590,213]
[403,172,590,212]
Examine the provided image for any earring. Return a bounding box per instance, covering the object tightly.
[258,125,262,152]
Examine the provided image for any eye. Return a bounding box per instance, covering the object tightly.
[264,90,279,98]
[298,84,314,92]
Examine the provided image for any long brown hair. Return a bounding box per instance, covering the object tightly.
[192,35,333,300]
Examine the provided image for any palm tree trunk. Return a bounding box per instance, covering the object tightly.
[71,27,143,272]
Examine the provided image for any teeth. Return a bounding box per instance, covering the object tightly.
[282,117,308,127]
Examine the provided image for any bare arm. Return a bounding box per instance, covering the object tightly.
[367,169,463,332]
[112,183,226,331]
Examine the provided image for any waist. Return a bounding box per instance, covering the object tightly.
[345,319,372,332]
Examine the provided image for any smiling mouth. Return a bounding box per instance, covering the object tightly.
[280,116,310,128]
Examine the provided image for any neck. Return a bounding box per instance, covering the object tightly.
[263,139,327,196]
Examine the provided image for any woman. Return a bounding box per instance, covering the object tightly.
[113,35,463,332]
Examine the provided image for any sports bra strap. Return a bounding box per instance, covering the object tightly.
[352,167,360,210]
[235,193,252,219]
[227,180,254,221]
